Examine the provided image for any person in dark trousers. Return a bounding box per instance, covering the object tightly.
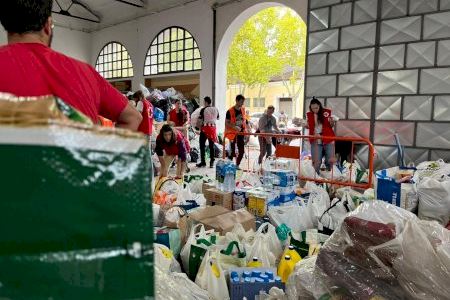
[225,94,248,168]
[257,105,280,164]
[196,96,219,168]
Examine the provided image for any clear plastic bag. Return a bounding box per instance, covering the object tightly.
[417,176,450,225]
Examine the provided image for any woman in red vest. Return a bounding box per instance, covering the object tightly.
[133,90,153,136]
[155,124,189,178]
[306,97,336,174]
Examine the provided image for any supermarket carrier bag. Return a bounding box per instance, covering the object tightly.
[0,95,154,299]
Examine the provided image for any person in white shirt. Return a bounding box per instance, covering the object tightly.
[196,96,219,168]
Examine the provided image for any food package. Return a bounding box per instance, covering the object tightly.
[0,95,153,298]
[311,200,450,300]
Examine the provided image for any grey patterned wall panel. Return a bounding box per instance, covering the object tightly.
[377,70,418,95]
[336,120,371,138]
[437,40,450,66]
[423,12,450,39]
[348,97,372,119]
[404,148,429,165]
[431,150,450,161]
[331,3,352,28]
[307,54,327,75]
[381,0,407,19]
[310,8,329,32]
[380,16,421,44]
[325,97,347,118]
[309,29,339,54]
[354,0,378,23]
[416,123,450,148]
[420,68,450,94]
[356,145,369,168]
[338,73,373,96]
[403,96,432,120]
[434,96,450,121]
[351,48,375,72]
[375,97,402,120]
[378,44,405,69]
[341,23,377,49]
[375,146,398,169]
[409,0,437,14]
[406,42,435,68]
[306,75,337,97]
[441,0,450,10]
[374,121,415,146]
[328,51,349,73]
[305,0,450,168]
[310,0,340,9]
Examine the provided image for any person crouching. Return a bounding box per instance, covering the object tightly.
[155,124,189,178]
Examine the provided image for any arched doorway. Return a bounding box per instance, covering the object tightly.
[215,1,307,132]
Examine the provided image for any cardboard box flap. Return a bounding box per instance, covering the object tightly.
[201,208,255,234]
[187,205,230,222]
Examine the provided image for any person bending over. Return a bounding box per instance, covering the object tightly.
[155,124,189,178]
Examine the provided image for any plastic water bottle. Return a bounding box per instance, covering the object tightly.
[216,160,224,190]
[224,169,235,192]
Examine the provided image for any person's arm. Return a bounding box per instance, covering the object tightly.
[183,109,190,127]
[116,103,143,130]
[95,68,141,131]
[225,111,238,130]
[273,117,280,133]
[136,101,144,113]
[155,141,165,168]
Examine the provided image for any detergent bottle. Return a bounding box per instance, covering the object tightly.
[283,245,301,264]
[247,256,263,267]
[277,255,296,283]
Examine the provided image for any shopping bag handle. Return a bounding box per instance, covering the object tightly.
[196,235,217,247]
[220,241,246,258]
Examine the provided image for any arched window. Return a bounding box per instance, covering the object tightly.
[144,27,202,75]
[95,42,134,79]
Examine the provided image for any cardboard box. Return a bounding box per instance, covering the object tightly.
[202,182,215,193]
[183,206,255,235]
[204,188,233,210]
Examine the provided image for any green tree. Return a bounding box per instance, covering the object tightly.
[227,7,306,115]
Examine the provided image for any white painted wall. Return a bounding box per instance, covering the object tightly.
[0,26,92,63]
[91,0,213,100]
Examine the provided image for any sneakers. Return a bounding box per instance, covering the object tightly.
[196,162,206,168]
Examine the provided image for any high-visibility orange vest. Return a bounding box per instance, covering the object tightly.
[225,106,247,140]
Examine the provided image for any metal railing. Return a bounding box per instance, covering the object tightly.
[223,131,375,189]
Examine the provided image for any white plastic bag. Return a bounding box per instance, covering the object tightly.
[268,204,314,233]
[139,83,150,98]
[299,160,318,178]
[305,182,331,227]
[417,176,450,225]
[175,185,193,205]
[245,223,282,267]
[195,250,230,300]
[180,224,215,276]
[319,191,355,232]
[154,243,182,274]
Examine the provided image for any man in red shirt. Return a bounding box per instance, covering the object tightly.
[0,0,141,130]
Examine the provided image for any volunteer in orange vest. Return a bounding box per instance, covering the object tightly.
[225,94,248,168]
[133,90,153,136]
[305,97,336,174]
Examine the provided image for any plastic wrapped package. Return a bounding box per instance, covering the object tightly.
[0,96,153,298]
[286,256,328,300]
[313,200,450,300]
[154,243,182,274]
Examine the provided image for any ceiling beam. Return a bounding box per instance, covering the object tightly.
[52,0,101,23]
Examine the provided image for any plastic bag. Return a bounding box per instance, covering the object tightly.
[286,256,327,300]
[319,191,355,234]
[154,243,182,274]
[299,160,318,178]
[268,204,313,233]
[217,241,247,271]
[417,176,450,225]
[180,224,217,279]
[367,219,450,300]
[153,107,164,122]
[175,185,193,206]
[305,182,330,228]
[155,265,209,300]
[245,223,282,268]
[195,250,230,300]
[139,84,150,99]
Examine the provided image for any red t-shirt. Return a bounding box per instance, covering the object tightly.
[0,43,127,123]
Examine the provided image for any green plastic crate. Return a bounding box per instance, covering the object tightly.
[0,124,154,299]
